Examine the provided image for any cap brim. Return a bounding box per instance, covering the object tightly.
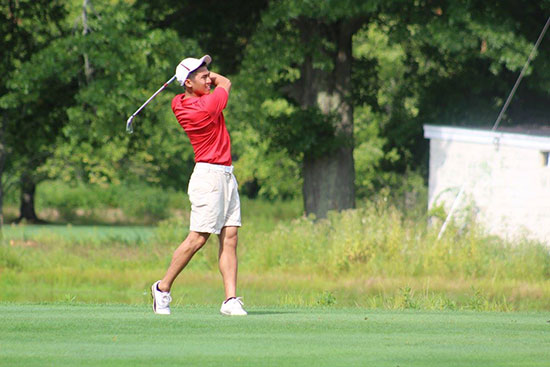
[186,55,212,75]
[200,55,212,67]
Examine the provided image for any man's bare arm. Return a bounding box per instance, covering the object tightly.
[209,71,231,94]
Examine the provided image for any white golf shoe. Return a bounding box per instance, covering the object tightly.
[220,297,248,316]
[151,280,172,315]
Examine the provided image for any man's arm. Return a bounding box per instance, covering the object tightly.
[210,71,231,94]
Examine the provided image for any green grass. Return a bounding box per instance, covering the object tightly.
[1,304,549,367]
[1,200,550,311]
[2,189,550,365]
[2,224,154,244]
[2,189,550,311]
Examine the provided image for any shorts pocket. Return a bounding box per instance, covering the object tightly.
[188,171,219,195]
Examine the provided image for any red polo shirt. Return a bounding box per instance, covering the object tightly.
[171,88,232,166]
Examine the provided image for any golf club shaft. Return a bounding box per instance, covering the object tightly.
[126,75,177,133]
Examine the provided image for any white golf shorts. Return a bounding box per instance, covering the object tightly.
[187,162,241,234]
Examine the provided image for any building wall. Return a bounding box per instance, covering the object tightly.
[428,134,550,245]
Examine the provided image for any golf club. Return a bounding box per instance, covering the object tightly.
[126,75,177,133]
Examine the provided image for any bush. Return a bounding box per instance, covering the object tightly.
[33,180,187,223]
[154,215,190,245]
[118,186,172,221]
[240,198,550,282]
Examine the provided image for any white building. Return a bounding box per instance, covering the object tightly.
[424,125,550,245]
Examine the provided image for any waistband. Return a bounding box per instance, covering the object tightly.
[194,162,234,173]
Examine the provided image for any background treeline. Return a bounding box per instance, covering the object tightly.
[1,0,549,224]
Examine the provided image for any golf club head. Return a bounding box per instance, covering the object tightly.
[126,116,134,134]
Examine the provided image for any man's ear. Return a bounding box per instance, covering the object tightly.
[184,79,193,89]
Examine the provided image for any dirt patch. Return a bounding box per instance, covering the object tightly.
[9,239,40,248]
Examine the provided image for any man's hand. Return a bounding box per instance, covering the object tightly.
[209,71,231,94]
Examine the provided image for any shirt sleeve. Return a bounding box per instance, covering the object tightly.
[203,87,228,118]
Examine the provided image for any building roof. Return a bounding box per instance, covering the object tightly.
[496,126,550,137]
[424,124,550,150]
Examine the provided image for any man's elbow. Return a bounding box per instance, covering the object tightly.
[221,79,231,93]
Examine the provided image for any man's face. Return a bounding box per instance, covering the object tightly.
[185,66,211,96]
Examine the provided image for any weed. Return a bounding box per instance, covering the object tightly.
[62,294,77,303]
[399,286,418,310]
[316,291,337,307]
[467,287,488,311]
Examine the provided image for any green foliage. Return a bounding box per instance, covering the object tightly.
[3,0,550,220]
[153,197,303,247]
[0,245,23,270]
[352,22,415,177]
[262,0,380,24]
[2,195,550,310]
[397,286,418,310]
[138,0,269,75]
[316,291,337,307]
[154,216,189,246]
[11,180,305,225]
[264,104,341,159]
[0,0,67,88]
[228,1,377,200]
[1,1,202,194]
[0,0,74,202]
[23,180,546,288]
[380,2,550,172]
[232,128,302,199]
[238,199,550,284]
[353,105,397,196]
[117,185,173,221]
[51,3,200,187]
[34,180,186,223]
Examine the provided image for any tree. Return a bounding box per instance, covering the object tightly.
[136,0,278,199]
[137,0,270,75]
[232,0,550,216]
[1,1,202,222]
[40,2,202,189]
[0,0,69,224]
[377,0,550,175]
[232,1,383,218]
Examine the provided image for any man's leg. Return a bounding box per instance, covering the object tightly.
[218,226,238,299]
[158,231,210,292]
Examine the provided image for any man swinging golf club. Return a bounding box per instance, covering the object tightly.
[151,55,247,316]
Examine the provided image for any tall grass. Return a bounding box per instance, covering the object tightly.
[31,181,188,224]
[230,200,550,282]
[2,183,549,310]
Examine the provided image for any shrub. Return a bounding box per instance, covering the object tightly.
[240,199,550,282]
[33,180,188,223]
[118,186,171,221]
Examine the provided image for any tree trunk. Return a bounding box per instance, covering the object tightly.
[298,20,356,218]
[82,0,94,83]
[303,146,355,217]
[17,175,40,223]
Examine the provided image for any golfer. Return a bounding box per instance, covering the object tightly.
[151,55,246,316]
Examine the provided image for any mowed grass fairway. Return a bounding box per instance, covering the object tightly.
[1,304,549,367]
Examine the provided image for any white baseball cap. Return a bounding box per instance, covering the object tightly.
[175,55,212,86]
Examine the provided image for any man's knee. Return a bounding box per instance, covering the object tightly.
[185,231,209,252]
[220,227,238,248]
